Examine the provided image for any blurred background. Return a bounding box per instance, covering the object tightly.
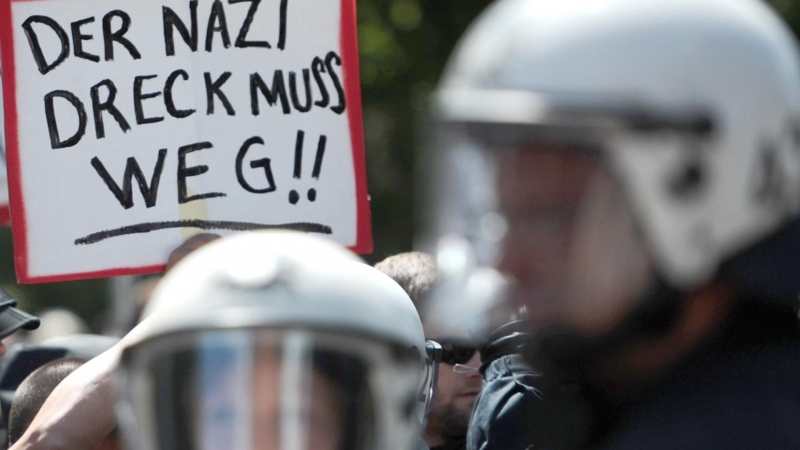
[0,0,796,333]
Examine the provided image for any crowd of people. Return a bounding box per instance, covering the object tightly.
[1,0,800,449]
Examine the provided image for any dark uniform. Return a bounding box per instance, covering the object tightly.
[466,300,800,450]
[467,355,539,450]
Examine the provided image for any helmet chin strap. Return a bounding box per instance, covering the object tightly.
[525,275,684,384]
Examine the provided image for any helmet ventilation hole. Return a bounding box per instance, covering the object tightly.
[668,160,706,200]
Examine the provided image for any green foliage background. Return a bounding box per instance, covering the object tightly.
[0,0,796,329]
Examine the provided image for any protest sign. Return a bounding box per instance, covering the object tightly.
[0,0,370,283]
[0,67,8,225]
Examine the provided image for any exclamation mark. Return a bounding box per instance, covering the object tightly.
[289,131,326,204]
[308,136,326,202]
[289,130,305,204]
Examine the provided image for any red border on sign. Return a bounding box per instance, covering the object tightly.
[341,0,373,256]
[0,206,9,225]
[20,264,168,284]
[0,0,372,283]
[0,0,29,282]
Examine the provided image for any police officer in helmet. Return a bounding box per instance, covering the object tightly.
[430,0,800,448]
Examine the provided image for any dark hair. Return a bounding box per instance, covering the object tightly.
[7,358,86,447]
[374,252,438,310]
[165,233,221,273]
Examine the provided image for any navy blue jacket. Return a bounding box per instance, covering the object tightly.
[466,303,800,450]
[467,355,540,450]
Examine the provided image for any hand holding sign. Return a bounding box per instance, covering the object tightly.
[0,0,370,283]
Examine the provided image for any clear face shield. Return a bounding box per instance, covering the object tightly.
[426,91,714,341]
[491,142,655,338]
[117,329,439,450]
[430,129,652,340]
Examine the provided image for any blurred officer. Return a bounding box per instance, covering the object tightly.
[116,231,440,450]
[13,231,441,450]
[430,0,800,448]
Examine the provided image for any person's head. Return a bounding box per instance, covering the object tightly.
[8,359,85,446]
[116,231,438,450]
[375,252,480,447]
[0,334,119,427]
[374,252,438,308]
[432,0,800,383]
[164,233,221,273]
[420,335,481,447]
[8,358,119,450]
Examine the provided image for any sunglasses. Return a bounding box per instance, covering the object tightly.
[433,337,477,366]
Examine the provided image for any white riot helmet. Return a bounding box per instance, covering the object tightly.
[116,231,439,450]
[428,0,800,337]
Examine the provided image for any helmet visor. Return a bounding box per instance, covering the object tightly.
[427,120,656,339]
[493,145,654,335]
[118,329,423,450]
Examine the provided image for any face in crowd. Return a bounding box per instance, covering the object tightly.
[424,334,482,446]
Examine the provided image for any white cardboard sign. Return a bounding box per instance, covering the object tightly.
[1,0,371,283]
